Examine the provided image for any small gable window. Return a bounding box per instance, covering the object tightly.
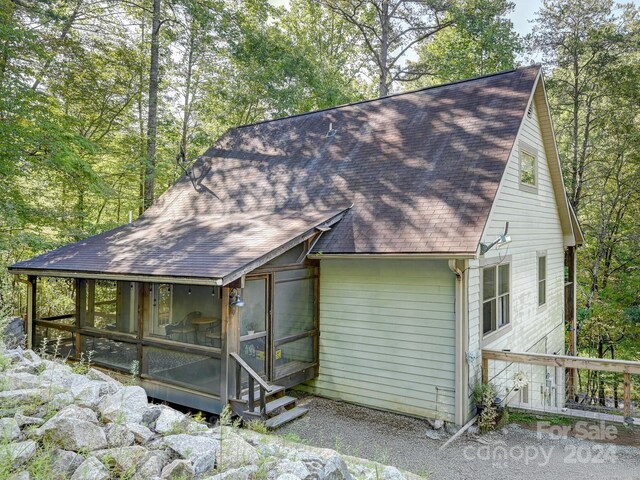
[482,263,510,336]
[538,254,547,306]
[519,142,538,191]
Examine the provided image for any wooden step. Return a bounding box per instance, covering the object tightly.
[241,384,285,402]
[244,395,296,416]
[265,406,308,429]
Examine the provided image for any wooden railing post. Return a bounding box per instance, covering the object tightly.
[235,360,241,399]
[623,372,631,421]
[259,388,266,415]
[482,354,488,384]
[248,376,255,412]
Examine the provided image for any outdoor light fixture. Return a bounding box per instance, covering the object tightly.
[230,288,245,307]
[480,222,512,255]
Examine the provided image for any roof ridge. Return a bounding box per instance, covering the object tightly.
[232,65,540,130]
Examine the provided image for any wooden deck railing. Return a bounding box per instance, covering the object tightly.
[482,349,640,421]
[229,352,274,415]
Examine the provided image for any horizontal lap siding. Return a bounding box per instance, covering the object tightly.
[301,259,456,421]
[468,99,566,415]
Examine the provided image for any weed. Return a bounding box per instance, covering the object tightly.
[281,431,302,443]
[72,350,94,375]
[246,420,268,434]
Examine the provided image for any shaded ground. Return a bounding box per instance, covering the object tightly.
[273,393,640,479]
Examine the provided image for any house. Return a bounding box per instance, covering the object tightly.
[9,65,583,427]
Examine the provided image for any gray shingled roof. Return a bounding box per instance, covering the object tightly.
[11,66,540,279]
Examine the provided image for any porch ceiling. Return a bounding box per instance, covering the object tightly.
[9,208,350,284]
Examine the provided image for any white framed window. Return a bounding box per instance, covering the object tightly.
[482,263,510,336]
[519,142,538,191]
[538,254,547,306]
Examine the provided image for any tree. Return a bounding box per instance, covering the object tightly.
[410,0,522,86]
[324,0,453,96]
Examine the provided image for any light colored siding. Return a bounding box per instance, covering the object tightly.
[467,99,566,408]
[301,259,456,421]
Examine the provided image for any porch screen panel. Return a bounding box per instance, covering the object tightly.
[81,280,138,335]
[143,347,220,395]
[274,269,314,338]
[275,336,314,379]
[34,325,74,358]
[80,335,137,371]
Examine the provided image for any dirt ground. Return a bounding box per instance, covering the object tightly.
[272,393,640,479]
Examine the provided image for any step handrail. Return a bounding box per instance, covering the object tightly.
[229,352,274,415]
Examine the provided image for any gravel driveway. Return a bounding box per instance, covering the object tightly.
[273,393,640,479]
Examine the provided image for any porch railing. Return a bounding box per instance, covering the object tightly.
[229,352,274,416]
[482,349,640,423]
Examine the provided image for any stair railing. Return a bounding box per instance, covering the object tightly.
[229,352,274,415]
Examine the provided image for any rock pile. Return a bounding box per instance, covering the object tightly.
[0,346,417,480]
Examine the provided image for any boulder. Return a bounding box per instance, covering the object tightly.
[277,475,301,480]
[71,382,103,408]
[161,459,195,480]
[268,460,311,480]
[154,407,187,434]
[93,445,149,474]
[320,454,352,480]
[70,456,110,480]
[142,405,163,426]
[426,418,444,430]
[1,440,37,469]
[50,391,75,410]
[0,389,48,408]
[14,412,44,428]
[5,372,49,390]
[86,368,122,394]
[425,430,442,440]
[99,386,148,424]
[126,422,155,444]
[105,423,135,447]
[164,433,219,475]
[378,467,406,480]
[132,453,164,480]
[8,471,30,480]
[51,449,84,479]
[0,417,21,441]
[52,404,100,424]
[37,417,107,451]
[1,317,25,349]
[217,432,259,469]
[204,465,258,480]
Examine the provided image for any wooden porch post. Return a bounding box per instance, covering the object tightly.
[482,353,488,385]
[623,372,631,421]
[221,286,240,404]
[566,246,577,401]
[26,276,37,349]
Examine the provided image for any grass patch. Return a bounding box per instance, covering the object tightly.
[508,410,574,426]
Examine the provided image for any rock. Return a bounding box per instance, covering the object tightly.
[186,420,209,434]
[426,418,444,430]
[126,422,155,444]
[3,440,37,469]
[142,405,163,426]
[105,423,135,447]
[378,467,406,480]
[164,433,219,475]
[99,386,148,424]
[5,372,49,390]
[277,475,301,480]
[93,446,149,474]
[3,347,24,364]
[8,471,30,480]
[445,423,459,435]
[51,449,84,479]
[132,453,164,480]
[154,407,187,434]
[0,417,21,441]
[70,456,110,480]
[161,459,195,480]
[205,465,258,480]
[425,429,442,440]
[71,382,103,408]
[14,412,44,428]
[269,460,311,480]
[467,425,479,435]
[50,391,75,410]
[501,427,509,435]
[86,368,122,393]
[1,317,25,349]
[217,432,259,469]
[22,350,41,364]
[53,404,100,424]
[0,388,48,407]
[320,454,352,480]
[37,417,107,451]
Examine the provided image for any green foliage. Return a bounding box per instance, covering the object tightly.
[474,383,499,433]
[410,0,522,86]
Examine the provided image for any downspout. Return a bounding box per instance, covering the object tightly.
[448,260,468,426]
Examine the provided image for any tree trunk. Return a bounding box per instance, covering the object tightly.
[144,0,161,211]
[138,19,146,216]
[180,28,195,160]
[378,1,389,97]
